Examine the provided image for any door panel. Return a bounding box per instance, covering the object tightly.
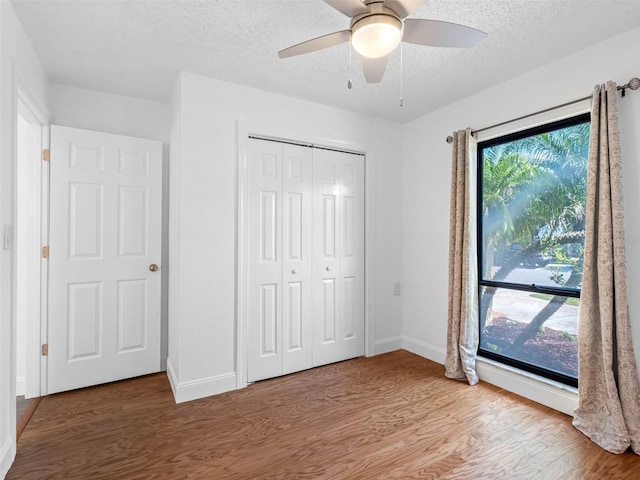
[286,282,303,350]
[343,196,356,256]
[67,282,101,360]
[68,182,103,258]
[117,279,147,352]
[48,125,162,394]
[343,276,356,339]
[247,140,284,382]
[313,149,365,366]
[337,151,365,360]
[322,195,337,258]
[286,193,303,260]
[118,186,148,257]
[321,278,337,342]
[282,145,312,375]
[247,140,313,381]
[260,283,279,356]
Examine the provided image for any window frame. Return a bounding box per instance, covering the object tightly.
[476,112,591,388]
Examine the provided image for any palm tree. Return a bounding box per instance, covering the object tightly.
[500,124,589,352]
[479,144,543,330]
[481,144,542,266]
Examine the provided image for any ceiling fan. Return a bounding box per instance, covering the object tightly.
[278,0,487,84]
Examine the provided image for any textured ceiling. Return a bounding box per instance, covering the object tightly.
[10,0,640,123]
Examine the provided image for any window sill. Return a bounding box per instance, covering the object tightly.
[476,356,578,416]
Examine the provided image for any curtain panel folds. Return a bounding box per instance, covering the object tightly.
[445,128,479,386]
[572,81,640,455]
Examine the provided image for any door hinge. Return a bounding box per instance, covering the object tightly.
[41,344,48,356]
[42,245,49,258]
[42,149,50,161]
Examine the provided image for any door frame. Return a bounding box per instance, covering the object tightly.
[13,78,50,400]
[236,121,376,389]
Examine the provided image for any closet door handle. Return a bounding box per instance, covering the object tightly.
[291,269,298,274]
[325,266,331,272]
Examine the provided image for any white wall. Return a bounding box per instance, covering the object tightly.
[168,72,404,402]
[48,84,172,368]
[15,111,40,398]
[49,84,170,143]
[15,115,26,399]
[168,76,182,388]
[0,2,49,477]
[402,26,640,415]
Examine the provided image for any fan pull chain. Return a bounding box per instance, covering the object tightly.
[348,44,353,89]
[399,43,404,107]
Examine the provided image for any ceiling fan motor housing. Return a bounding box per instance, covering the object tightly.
[350,4,403,58]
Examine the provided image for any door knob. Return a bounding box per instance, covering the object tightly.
[325,266,331,271]
[291,269,298,274]
[149,264,159,272]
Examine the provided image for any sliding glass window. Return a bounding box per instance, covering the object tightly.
[477,113,590,387]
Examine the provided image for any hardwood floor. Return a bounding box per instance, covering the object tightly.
[16,396,41,440]
[8,350,640,479]
[15,396,30,423]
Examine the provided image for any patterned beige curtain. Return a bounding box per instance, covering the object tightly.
[445,129,479,386]
[572,82,640,454]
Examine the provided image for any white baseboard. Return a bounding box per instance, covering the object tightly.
[166,358,179,400]
[401,336,578,417]
[1,437,16,480]
[166,359,237,404]
[374,336,403,355]
[402,336,446,364]
[15,377,25,397]
[476,358,578,417]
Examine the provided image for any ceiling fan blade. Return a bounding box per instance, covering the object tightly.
[279,30,351,58]
[403,18,487,48]
[384,0,427,19]
[323,0,370,17]
[362,55,388,83]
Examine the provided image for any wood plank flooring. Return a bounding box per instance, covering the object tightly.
[16,396,30,423]
[16,397,41,440]
[8,350,640,479]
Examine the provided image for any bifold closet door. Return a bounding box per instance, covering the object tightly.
[312,148,365,366]
[247,139,313,382]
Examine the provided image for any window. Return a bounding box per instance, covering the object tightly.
[477,113,590,387]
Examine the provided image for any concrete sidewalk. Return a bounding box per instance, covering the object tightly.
[490,288,579,335]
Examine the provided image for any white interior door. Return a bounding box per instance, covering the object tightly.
[247,139,313,382]
[312,148,365,366]
[47,125,162,395]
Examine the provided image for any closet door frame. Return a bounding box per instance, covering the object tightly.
[236,122,375,389]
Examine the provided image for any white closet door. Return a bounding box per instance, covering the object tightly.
[247,139,313,382]
[282,145,313,375]
[247,140,283,382]
[312,149,365,366]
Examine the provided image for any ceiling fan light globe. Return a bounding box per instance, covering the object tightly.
[351,15,402,58]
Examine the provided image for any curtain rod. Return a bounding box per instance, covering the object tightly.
[446,76,640,143]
